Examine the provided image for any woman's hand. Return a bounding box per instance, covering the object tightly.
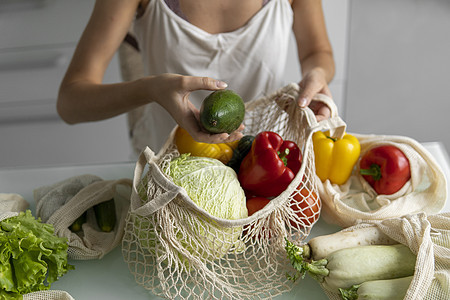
[149,74,244,144]
[291,0,336,122]
[297,68,333,122]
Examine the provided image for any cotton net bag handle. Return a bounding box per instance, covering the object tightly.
[275,83,347,145]
[303,90,347,140]
[129,145,190,217]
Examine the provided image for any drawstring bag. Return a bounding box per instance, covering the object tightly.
[122,83,345,299]
[315,133,447,228]
[34,174,132,260]
[0,193,29,214]
[323,212,450,300]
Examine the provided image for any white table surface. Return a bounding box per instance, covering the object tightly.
[0,142,449,300]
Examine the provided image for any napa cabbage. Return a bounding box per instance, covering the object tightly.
[164,154,248,220]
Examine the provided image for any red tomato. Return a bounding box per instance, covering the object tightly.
[289,188,321,228]
[243,196,272,239]
[246,196,271,216]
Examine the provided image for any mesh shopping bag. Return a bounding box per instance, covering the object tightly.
[122,83,346,299]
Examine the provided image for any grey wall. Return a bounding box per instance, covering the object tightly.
[344,0,450,152]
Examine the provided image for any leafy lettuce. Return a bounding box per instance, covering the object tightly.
[0,210,74,299]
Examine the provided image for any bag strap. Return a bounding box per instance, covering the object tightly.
[130,147,186,216]
[305,93,347,139]
[276,83,347,139]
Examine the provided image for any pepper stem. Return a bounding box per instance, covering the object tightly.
[360,163,382,181]
[277,148,290,166]
[326,135,337,142]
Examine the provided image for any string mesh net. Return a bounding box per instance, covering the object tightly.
[122,83,323,299]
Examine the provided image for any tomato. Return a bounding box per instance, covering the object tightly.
[246,196,271,216]
[243,196,272,239]
[289,188,321,228]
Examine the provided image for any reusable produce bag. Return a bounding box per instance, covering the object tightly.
[122,83,345,299]
[34,174,132,260]
[317,133,447,228]
[323,212,450,300]
[0,193,29,214]
[0,212,75,300]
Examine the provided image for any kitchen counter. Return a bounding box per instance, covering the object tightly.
[0,142,449,300]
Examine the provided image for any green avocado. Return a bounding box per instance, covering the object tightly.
[199,90,245,134]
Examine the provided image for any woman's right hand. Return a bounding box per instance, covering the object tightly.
[148,74,244,144]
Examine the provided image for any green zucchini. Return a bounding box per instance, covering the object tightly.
[339,276,413,300]
[69,211,87,232]
[226,135,255,173]
[94,198,117,232]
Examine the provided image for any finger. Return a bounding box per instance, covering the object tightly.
[297,81,319,108]
[183,76,228,92]
[315,105,331,122]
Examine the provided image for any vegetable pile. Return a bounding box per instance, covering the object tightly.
[0,210,74,299]
[286,227,416,300]
[312,131,412,195]
[172,129,322,229]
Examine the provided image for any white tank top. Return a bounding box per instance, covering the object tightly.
[131,0,293,153]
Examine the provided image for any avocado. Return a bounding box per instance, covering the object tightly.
[199,90,245,134]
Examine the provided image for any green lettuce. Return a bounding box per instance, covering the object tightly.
[0,210,74,298]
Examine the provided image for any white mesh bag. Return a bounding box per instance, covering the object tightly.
[122,83,346,299]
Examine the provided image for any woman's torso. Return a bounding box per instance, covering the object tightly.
[130,0,294,153]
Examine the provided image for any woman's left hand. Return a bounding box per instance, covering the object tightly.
[297,68,333,122]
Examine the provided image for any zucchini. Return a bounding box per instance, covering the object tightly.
[285,240,416,293]
[339,276,413,300]
[226,135,255,173]
[94,198,117,232]
[69,211,87,232]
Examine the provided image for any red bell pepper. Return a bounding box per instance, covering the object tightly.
[238,131,302,197]
[359,145,411,195]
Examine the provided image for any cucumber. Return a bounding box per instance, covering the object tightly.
[339,276,413,300]
[199,90,245,134]
[69,211,87,232]
[226,135,255,173]
[94,198,117,232]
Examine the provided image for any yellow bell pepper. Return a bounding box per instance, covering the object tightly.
[312,131,361,185]
[174,127,237,164]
